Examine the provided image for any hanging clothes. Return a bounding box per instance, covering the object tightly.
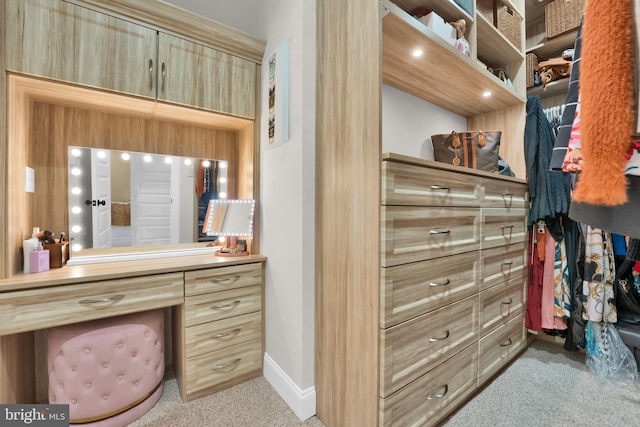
[541,232,567,330]
[553,237,571,319]
[526,230,544,332]
[581,226,617,323]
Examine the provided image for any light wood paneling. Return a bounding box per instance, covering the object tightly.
[184,311,261,358]
[479,275,527,335]
[316,0,381,425]
[7,0,158,98]
[480,242,527,291]
[0,273,184,335]
[468,103,527,179]
[482,207,528,249]
[158,33,256,119]
[379,344,478,427]
[380,250,480,328]
[65,0,266,63]
[184,285,261,327]
[381,206,481,267]
[0,333,35,403]
[379,295,479,397]
[185,263,262,296]
[0,0,6,279]
[478,310,527,383]
[482,177,529,209]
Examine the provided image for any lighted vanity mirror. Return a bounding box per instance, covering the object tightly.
[203,199,255,236]
[67,146,228,255]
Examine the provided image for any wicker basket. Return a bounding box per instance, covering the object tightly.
[545,0,584,39]
[526,53,539,88]
[477,0,495,23]
[496,4,522,49]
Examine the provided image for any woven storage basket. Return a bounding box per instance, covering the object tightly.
[496,4,522,49]
[526,53,539,88]
[545,0,584,39]
[477,0,495,23]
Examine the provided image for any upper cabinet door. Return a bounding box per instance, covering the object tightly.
[6,0,157,98]
[158,33,257,119]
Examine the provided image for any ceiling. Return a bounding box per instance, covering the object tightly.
[161,0,269,40]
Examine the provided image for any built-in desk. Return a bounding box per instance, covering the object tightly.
[0,253,266,404]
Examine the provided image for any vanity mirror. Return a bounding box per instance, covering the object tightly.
[67,146,228,253]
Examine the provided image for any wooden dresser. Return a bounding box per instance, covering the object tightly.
[379,154,528,426]
[0,254,265,404]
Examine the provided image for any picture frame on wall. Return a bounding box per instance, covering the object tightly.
[266,40,290,147]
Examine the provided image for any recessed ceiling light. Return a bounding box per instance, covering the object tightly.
[482,91,492,98]
[412,49,424,57]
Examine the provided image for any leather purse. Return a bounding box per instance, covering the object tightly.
[431,130,501,172]
[537,57,572,88]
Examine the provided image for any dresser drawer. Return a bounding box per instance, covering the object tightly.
[482,178,528,209]
[381,206,480,267]
[382,161,482,207]
[380,344,478,427]
[480,242,527,291]
[478,311,526,383]
[481,207,527,249]
[185,285,261,327]
[0,273,183,335]
[185,339,262,396]
[185,311,262,358]
[479,276,526,336]
[185,263,263,296]
[380,251,480,328]
[379,295,479,397]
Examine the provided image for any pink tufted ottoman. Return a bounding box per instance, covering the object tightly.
[47,309,165,426]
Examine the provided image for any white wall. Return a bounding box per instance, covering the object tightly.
[382,84,467,158]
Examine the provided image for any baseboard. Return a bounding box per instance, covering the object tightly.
[263,353,316,421]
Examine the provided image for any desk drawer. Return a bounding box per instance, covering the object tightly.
[482,208,527,249]
[380,344,478,427]
[479,311,526,383]
[480,243,527,291]
[382,161,482,207]
[0,273,183,335]
[185,339,262,396]
[185,263,263,296]
[185,311,262,357]
[185,285,261,327]
[379,295,479,397]
[380,251,479,328]
[381,206,480,267]
[482,179,528,209]
[479,276,526,336]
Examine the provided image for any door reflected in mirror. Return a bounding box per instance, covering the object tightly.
[68,147,228,253]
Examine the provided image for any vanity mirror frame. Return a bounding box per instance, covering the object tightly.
[5,74,260,275]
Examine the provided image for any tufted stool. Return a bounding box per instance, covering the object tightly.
[47,309,165,426]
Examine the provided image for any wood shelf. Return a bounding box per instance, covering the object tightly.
[382,1,524,118]
[476,12,525,66]
[526,29,577,59]
[392,0,473,24]
[526,77,570,98]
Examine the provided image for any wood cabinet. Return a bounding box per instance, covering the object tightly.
[379,154,528,427]
[6,0,257,118]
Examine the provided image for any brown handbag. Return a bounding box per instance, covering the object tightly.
[537,57,572,88]
[431,131,501,172]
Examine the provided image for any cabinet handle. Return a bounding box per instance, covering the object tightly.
[500,338,513,347]
[79,294,125,305]
[211,328,242,339]
[502,193,514,197]
[502,261,514,266]
[428,330,450,342]
[210,300,241,310]
[429,279,450,287]
[502,225,514,231]
[430,185,450,192]
[211,358,241,371]
[501,298,513,305]
[430,229,450,235]
[210,275,241,284]
[427,384,448,400]
[148,58,153,91]
[161,62,166,93]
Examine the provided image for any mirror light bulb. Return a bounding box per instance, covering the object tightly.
[219,192,227,199]
[97,151,107,159]
[143,155,152,163]
[71,206,81,214]
[71,225,81,233]
[71,187,81,195]
[71,148,82,157]
[219,161,228,169]
[71,167,81,176]
[164,157,173,164]
[184,159,192,166]
[121,152,130,161]
[202,160,211,167]
[219,177,227,184]
[72,243,82,252]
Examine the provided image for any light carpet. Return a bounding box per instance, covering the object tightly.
[129,340,639,426]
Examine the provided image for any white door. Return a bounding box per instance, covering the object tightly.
[130,153,173,246]
[91,149,112,248]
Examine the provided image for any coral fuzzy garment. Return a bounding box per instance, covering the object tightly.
[572,0,634,206]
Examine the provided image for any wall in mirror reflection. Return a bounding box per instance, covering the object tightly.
[68,147,228,252]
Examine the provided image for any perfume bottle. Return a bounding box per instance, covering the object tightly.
[29,242,50,273]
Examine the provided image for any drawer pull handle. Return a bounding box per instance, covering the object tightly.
[427,384,448,400]
[428,330,450,342]
[500,338,513,347]
[211,328,242,339]
[79,294,125,305]
[502,261,514,266]
[502,193,514,197]
[210,300,241,310]
[502,225,514,230]
[430,229,450,235]
[501,298,513,305]
[211,358,241,371]
[210,275,241,284]
[429,279,450,287]
[430,185,450,192]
